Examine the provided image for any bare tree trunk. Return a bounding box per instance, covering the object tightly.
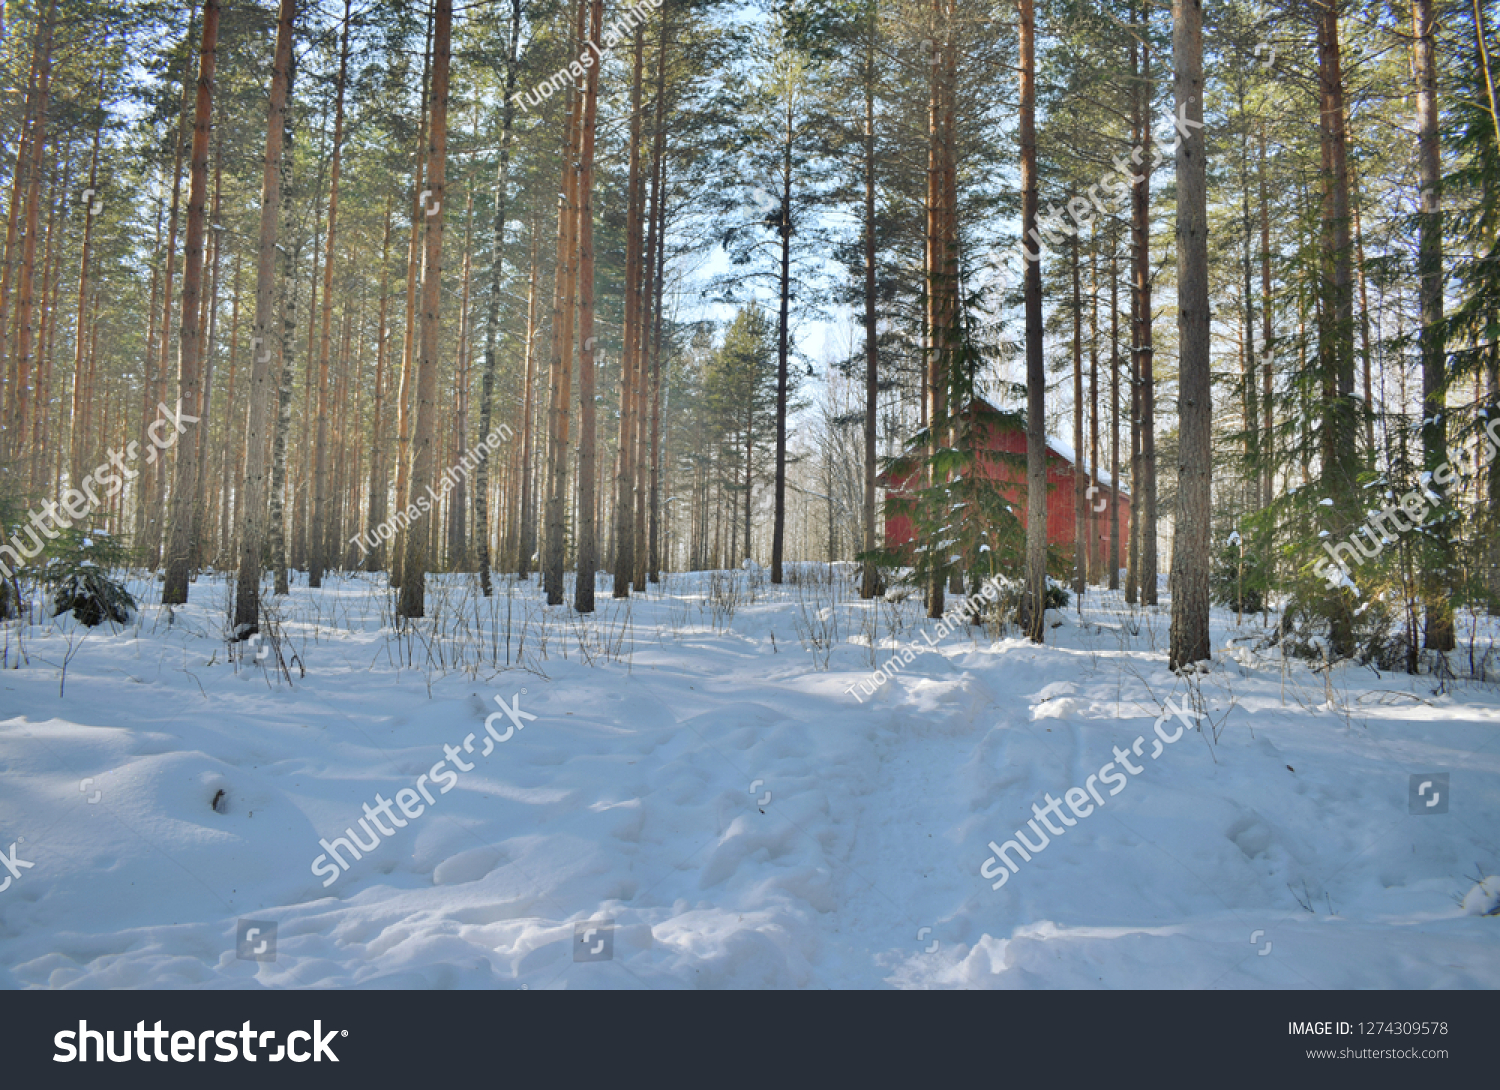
[1477,0,1500,613]
[635,32,667,592]
[136,211,161,550]
[647,160,667,583]
[518,211,540,577]
[1134,3,1158,607]
[574,0,603,613]
[1414,0,1454,651]
[309,0,350,589]
[1020,0,1046,641]
[397,0,451,619]
[477,0,522,595]
[391,10,434,589]
[1238,86,1259,514]
[1072,232,1085,599]
[193,125,224,569]
[770,83,793,585]
[294,219,317,573]
[219,255,241,563]
[1316,0,1359,657]
[365,201,393,570]
[613,23,646,596]
[1168,0,1210,670]
[1109,236,1120,590]
[148,28,197,568]
[0,49,39,440]
[543,0,584,606]
[233,0,295,635]
[69,125,100,490]
[1089,240,1100,585]
[1260,125,1274,516]
[1127,215,1140,606]
[860,3,880,599]
[446,173,474,571]
[743,406,753,562]
[923,2,948,619]
[268,81,301,599]
[163,0,220,604]
[5,0,53,467]
[32,144,66,495]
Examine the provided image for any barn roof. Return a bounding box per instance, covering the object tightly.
[879,397,1130,495]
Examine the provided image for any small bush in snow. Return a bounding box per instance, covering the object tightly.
[42,528,136,627]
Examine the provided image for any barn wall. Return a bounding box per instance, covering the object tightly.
[880,417,1131,573]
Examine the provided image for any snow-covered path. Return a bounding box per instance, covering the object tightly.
[2,568,1498,988]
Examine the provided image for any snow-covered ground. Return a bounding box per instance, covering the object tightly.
[2,564,1498,989]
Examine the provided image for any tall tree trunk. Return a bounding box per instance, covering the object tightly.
[518,210,540,576]
[771,86,793,584]
[0,47,39,441]
[1019,0,1046,641]
[397,0,451,619]
[478,0,523,595]
[163,0,220,604]
[574,0,603,613]
[1127,217,1141,606]
[1239,86,1259,514]
[1476,0,1500,613]
[365,200,393,570]
[310,0,350,589]
[148,28,197,568]
[744,406,754,561]
[392,10,434,589]
[1260,125,1274,515]
[1414,0,1454,652]
[860,2,880,600]
[1168,0,1210,670]
[6,0,53,466]
[219,254,241,562]
[613,22,646,596]
[232,0,295,635]
[448,173,475,570]
[32,145,66,495]
[1072,232,1085,599]
[1109,235,1120,590]
[193,124,224,570]
[268,80,301,599]
[69,126,101,490]
[635,30,667,592]
[1089,239,1101,585]
[923,3,953,619]
[1135,4,1158,607]
[1316,0,1360,657]
[647,153,667,583]
[543,0,584,606]
[294,216,317,574]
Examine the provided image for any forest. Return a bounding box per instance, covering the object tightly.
[1,0,1494,676]
[0,0,1499,994]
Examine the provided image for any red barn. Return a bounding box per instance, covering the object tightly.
[878,398,1131,572]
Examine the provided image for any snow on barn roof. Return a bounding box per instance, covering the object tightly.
[1041,431,1129,496]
